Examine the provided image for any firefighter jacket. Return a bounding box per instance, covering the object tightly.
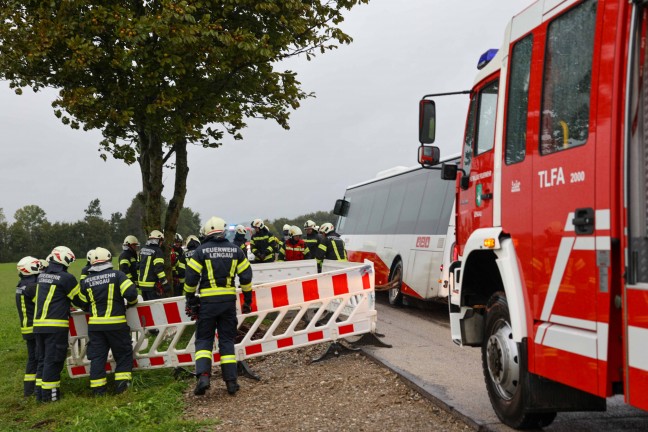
[118,247,139,284]
[233,233,247,253]
[251,227,279,262]
[78,263,138,331]
[316,232,348,263]
[304,232,323,257]
[33,262,81,333]
[171,246,186,285]
[138,241,166,291]
[278,238,311,261]
[16,274,38,339]
[184,236,253,303]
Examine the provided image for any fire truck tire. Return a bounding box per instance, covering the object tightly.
[387,260,403,306]
[482,292,557,429]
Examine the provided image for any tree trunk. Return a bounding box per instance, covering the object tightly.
[164,138,188,249]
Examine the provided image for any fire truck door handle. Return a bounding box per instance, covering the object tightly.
[481,193,493,200]
[572,207,595,235]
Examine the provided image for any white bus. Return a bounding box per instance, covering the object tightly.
[334,156,458,306]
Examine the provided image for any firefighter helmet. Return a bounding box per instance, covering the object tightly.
[251,219,265,230]
[90,247,112,265]
[86,249,95,262]
[17,256,42,276]
[50,246,76,267]
[175,233,183,243]
[304,220,316,230]
[204,216,227,237]
[149,230,164,240]
[185,235,200,247]
[319,223,335,234]
[123,235,139,246]
[289,226,303,237]
[283,224,291,231]
[235,224,247,235]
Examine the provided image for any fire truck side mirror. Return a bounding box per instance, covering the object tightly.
[333,199,350,217]
[418,145,440,167]
[440,163,458,180]
[419,99,436,144]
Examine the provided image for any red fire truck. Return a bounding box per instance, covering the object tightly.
[418,0,648,429]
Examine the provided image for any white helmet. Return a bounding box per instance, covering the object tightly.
[235,224,246,235]
[304,220,316,230]
[185,235,200,247]
[123,235,139,246]
[86,249,95,262]
[40,259,49,269]
[319,223,335,234]
[251,219,265,230]
[289,226,303,237]
[283,224,291,231]
[204,216,227,237]
[90,247,112,265]
[50,246,76,267]
[175,233,183,243]
[149,230,164,240]
[17,256,42,276]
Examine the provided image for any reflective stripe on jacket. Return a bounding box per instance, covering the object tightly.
[278,238,311,261]
[118,248,139,284]
[316,232,348,263]
[16,275,37,338]
[33,262,80,332]
[138,243,166,290]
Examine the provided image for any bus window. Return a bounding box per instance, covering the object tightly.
[381,177,407,234]
[397,170,428,234]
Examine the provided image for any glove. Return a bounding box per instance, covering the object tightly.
[185,295,200,321]
[126,301,138,309]
[242,292,252,314]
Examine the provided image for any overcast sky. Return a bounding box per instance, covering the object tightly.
[0,0,534,227]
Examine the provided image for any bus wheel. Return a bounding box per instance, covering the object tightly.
[387,260,403,306]
[482,291,556,429]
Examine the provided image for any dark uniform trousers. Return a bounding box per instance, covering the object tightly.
[87,329,133,393]
[194,301,238,381]
[23,336,37,396]
[35,331,68,402]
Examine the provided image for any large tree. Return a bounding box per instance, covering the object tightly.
[0,1,368,250]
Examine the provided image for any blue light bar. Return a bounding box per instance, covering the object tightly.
[477,49,498,70]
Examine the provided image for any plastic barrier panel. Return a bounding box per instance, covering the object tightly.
[246,259,318,285]
[67,260,375,378]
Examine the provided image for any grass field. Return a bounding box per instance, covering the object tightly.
[0,259,213,432]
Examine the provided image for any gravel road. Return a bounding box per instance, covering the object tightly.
[183,344,471,431]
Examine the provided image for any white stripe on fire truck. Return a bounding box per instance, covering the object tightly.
[540,237,574,321]
[563,209,610,232]
[628,326,648,371]
[534,321,608,361]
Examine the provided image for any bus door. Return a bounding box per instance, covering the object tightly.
[530,0,604,396]
[624,3,648,411]
[456,79,498,254]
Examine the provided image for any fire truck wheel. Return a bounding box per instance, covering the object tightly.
[387,260,403,306]
[482,292,557,429]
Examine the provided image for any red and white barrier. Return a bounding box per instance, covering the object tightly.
[66,260,375,378]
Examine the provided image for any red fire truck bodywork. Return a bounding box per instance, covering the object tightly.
[420,0,648,428]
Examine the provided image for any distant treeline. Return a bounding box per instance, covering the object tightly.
[0,194,336,263]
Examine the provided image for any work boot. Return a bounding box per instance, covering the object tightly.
[93,386,107,397]
[35,386,42,402]
[225,380,239,396]
[194,374,210,396]
[115,380,131,395]
[41,388,62,403]
[24,381,36,397]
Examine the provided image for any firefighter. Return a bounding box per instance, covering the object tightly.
[171,233,186,297]
[184,235,201,261]
[232,225,247,253]
[278,226,311,261]
[316,223,348,271]
[138,230,170,300]
[250,219,279,263]
[184,216,253,396]
[78,247,138,396]
[80,249,94,281]
[15,256,42,397]
[33,246,80,402]
[119,235,139,285]
[303,220,322,258]
[282,224,291,243]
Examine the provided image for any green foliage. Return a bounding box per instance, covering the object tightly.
[0,261,213,431]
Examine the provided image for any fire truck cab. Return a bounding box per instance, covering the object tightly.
[419,0,648,429]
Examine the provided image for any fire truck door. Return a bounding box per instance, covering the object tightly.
[624,4,648,411]
[531,0,601,394]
